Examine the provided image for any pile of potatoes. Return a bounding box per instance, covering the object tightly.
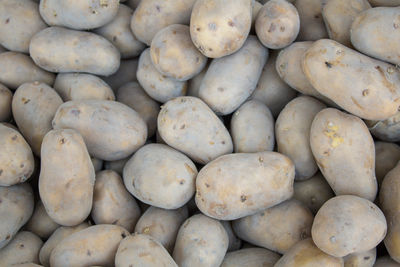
[2,0,400,266]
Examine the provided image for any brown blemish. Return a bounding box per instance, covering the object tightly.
[209,141,215,145]
[180,124,185,129]
[112,36,117,42]
[87,250,91,256]
[351,96,364,110]
[5,18,9,24]
[258,156,264,163]
[228,20,234,27]
[364,256,370,260]
[196,27,201,32]
[172,30,177,35]
[121,232,127,238]
[205,183,210,188]
[139,252,150,257]
[21,98,30,104]
[60,138,65,144]
[325,61,332,68]
[208,48,213,52]
[268,23,276,32]
[362,89,369,96]
[240,195,247,202]
[19,244,24,248]
[20,164,24,168]
[280,26,285,32]
[375,65,396,93]
[5,234,10,240]
[314,15,319,19]
[218,87,224,92]
[156,5,161,12]
[179,180,185,185]
[184,163,195,175]
[221,141,225,145]
[65,180,71,189]
[11,135,17,140]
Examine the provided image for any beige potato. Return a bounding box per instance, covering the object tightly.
[221,221,242,252]
[310,108,377,200]
[187,63,208,98]
[375,141,400,185]
[53,73,115,101]
[26,200,60,239]
[123,143,197,209]
[374,256,400,266]
[0,124,34,186]
[52,100,147,161]
[39,129,95,226]
[344,248,376,267]
[199,36,268,115]
[91,157,103,172]
[30,27,120,76]
[367,112,400,142]
[0,183,34,249]
[94,4,146,59]
[158,96,233,164]
[312,195,386,257]
[0,84,12,122]
[104,157,129,175]
[276,96,326,180]
[173,214,229,267]
[221,248,281,267]
[196,151,295,220]
[102,58,138,91]
[12,82,63,156]
[92,170,141,232]
[39,0,119,30]
[231,99,275,153]
[368,0,400,6]
[50,224,129,267]
[0,52,55,89]
[295,0,329,41]
[274,238,344,267]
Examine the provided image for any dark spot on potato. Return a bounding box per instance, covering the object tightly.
[218,87,224,92]
[364,256,370,260]
[20,163,24,168]
[180,124,185,129]
[112,36,117,42]
[5,18,9,24]
[258,157,264,163]
[208,48,213,52]
[325,62,332,68]
[362,89,369,96]
[121,232,127,238]
[22,98,30,104]
[228,20,234,27]
[314,15,319,19]
[196,57,199,63]
[70,109,80,116]
[129,265,133,267]
[205,183,210,188]
[87,250,91,256]
[394,23,399,29]
[111,219,118,225]
[0,199,2,204]
[300,230,308,239]
[179,180,185,185]
[196,27,201,32]
[221,141,225,145]
[5,234,10,240]
[0,170,2,176]
[156,5,161,12]
[60,138,65,144]
[172,30,177,34]
[280,26,285,32]
[240,195,247,202]
[268,23,276,32]
[183,220,190,228]
[208,22,217,31]
[12,135,17,140]
[19,244,24,248]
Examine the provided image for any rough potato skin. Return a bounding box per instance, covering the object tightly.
[295,0,328,41]
[0,84,12,122]
[367,112,400,142]
[375,141,400,186]
[25,200,60,239]
[343,248,376,267]
[221,248,280,267]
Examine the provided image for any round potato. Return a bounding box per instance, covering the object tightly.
[25,200,60,239]
[102,58,138,91]
[367,112,400,142]
[295,0,329,41]
[0,84,12,122]
[221,248,280,267]
[375,141,400,185]
[343,248,376,267]
[221,221,242,252]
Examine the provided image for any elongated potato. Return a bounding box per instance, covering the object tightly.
[221,248,280,267]
[368,0,400,6]
[367,112,400,142]
[0,84,12,122]
[158,96,233,164]
[52,100,147,161]
[30,27,120,76]
[173,214,229,267]
[221,221,242,252]
[26,200,59,239]
[312,195,386,257]
[102,58,138,91]
[375,141,400,185]
[343,248,376,267]
[196,151,295,220]
[310,108,377,200]
[39,129,95,226]
[295,0,329,41]
[50,224,129,267]
[12,82,63,156]
[374,256,400,266]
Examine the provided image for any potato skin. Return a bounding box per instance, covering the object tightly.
[26,200,60,239]
[52,100,147,161]
[374,256,400,266]
[343,248,376,267]
[368,0,400,6]
[30,27,120,76]
[221,248,281,267]
[196,151,295,220]
[295,0,329,41]
[368,112,400,142]
[312,195,387,257]
[0,84,12,122]
[375,142,400,186]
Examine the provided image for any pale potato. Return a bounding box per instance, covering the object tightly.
[26,200,60,239]
[221,248,281,267]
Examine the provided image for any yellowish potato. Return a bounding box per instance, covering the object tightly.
[0,84,12,122]
[375,141,400,186]
[221,248,281,267]
[26,200,60,239]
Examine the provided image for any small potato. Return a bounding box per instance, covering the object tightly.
[137,49,187,103]
[52,100,147,161]
[0,124,34,186]
[310,108,377,201]
[190,0,252,58]
[374,256,400,266]
[199,36,268,115]
[157,96,233,164]
[26,200,60,239]
[0,84,12,122]
[368,0,400,6]
[50,224,129,267]
[30,27,120,76]
[367,112,400,142]
[276,96,326,180]
[274,238,344,267]
[93,4,146,59]
[221,221,242,252]
[0,183,34,249]
[91,157,103,173]
[312,195,387,257]
[92,170,141,232]
[123,143,197,209]
[221,248,281,267]
[53,73,115,101]
[39,0,119,30]
[102,58,138,91]
[295,0,329,41]
[344,248,376,267]
[173,214,229,267]
[104,157,129,175]
[233,199,314,254]
[231,100,275,153]
[150,24,207,81]
[375,141,400,185]
[196,151,295,220]
[39,129,95,226]
[255,0,300,49]
[0,52,55,89]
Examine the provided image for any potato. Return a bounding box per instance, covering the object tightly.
[312,195,386,257]
[375,141,400,186]
[0,183,34,249]
[221,248,280,267]
[134,206,188,252]
[187,64,208,98]
[39,129,95,226]
[91,157,103,173]
[53,73,115,101]
[115,233,178,267]
[368,0,400,6]
[252,2,263,30]
[351,7,400,65]
[158,96,233,164]
[310,108,377,200]
[255,0,300,49]
[0,84,12,122]
[39,0,119,30]
[0,52,55,89]
[173,214,228,267]
[50,224,129,267]
[117,81,160,138]
[137,49,187,103]
[294,0,329,41]
[374,256,400,266]
[102,58,138,91]
[39,223,89,267]
[92,170,141,232]
[104,157,129,175]
[52,100,147,161]
[221,221,242,252]
[367,112,400,142]
[274,238,344,267]
[276,96,326,180]
[190,0,252,58]
[93,4,145,59]
[26,200,60,239]
[196,151,295,220]
[233,199,313,253]
[343,248,376,267]
[123,143,197,209]
[231,100,275,153]
[199,36,268,115]
[0,231,43,266]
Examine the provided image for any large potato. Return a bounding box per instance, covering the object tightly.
[190,0,252,58]
[195,151,295,220]
[102,58,138,91]
[26,200,59,239]
[312,195,386,257]
[310,108,377,201]
[295,0,329,41]
[30,27,120,76]
[52,100,147,161]
[0,84,12,122]
[343,248,376,267]
[157,96,233,164]
[221,248,280,267]
[375,141,400,185]
[367,112,400,142]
